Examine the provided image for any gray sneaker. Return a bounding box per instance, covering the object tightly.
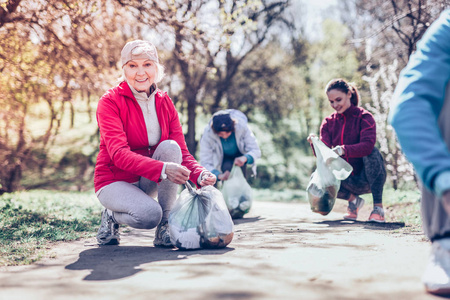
[96,208,120,245]
[153,221,173,247]
[343,196,365,221]
[423,239,450,295]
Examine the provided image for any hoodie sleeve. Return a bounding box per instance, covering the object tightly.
[199,126,219,172]
[390,10,450,196]
[240,124,261,163]
[343,111,376,158]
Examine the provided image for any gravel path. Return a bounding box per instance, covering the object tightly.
[0,201,436,300]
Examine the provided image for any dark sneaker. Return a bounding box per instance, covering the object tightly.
[153,221,173,247]
[343,196,365,221]
[96,208,120,245]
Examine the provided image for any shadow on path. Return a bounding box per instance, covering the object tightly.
[233,216,264,225]
[315,219,405,231]
[65,245,234,281]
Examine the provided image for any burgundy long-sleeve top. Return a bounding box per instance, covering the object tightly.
[319,105,377,175]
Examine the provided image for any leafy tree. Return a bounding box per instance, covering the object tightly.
[0,0,130,192]
[307,19,360,134]
[1,0,297,191]
[343,0,448,66]
[362,59,415,189]
[124,0,292,154]
[339,0,448,188]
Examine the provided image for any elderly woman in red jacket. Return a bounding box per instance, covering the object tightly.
[94,40,216,247]
[308,78,387,222]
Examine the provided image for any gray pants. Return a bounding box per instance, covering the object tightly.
[97,140,182,229]
[422,87,450,241]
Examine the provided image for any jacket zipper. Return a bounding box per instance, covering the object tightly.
[340,114,346,146]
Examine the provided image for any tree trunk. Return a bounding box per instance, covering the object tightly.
[186,94,197,156]
[4,164,22,193]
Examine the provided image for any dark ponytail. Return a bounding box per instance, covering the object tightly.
[325,78,360,106]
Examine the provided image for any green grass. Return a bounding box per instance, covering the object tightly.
[378,188,423,231]
[0,190,102,266]
[253,188,308,203]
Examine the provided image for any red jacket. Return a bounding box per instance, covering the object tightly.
[320,105,376,175]
[94,81,204,192]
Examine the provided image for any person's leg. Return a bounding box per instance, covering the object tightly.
[366,172,387,222]
[337,185,352,201]
[221,156,235,173]
[97,181,162,229]
[362,147,387,222]
[96,181,163,245]
[144,139,183,222]
[222,153,247,178]
[363,147,386,207]
[421,187,450,295]
[338,174,370,221]
[421,85,450,294]
[241,164,248,178]
[143,139,182,247]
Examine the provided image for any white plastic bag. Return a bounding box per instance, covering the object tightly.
[307,136,353,215]
[221,166,253,219]
[168,182,234,250]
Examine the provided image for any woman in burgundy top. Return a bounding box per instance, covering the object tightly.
[308,78,387,222]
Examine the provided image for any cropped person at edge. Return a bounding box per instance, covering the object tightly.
[390,10,450,296]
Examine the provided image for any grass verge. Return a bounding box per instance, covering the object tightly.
[0,189,102,266]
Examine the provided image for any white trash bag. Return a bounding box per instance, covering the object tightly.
[307,136,353,215]
[221,165,253,219]
[169,181,234,250]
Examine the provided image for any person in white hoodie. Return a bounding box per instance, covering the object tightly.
[199,109,261,181]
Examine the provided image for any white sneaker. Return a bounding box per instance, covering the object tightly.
[422,239,450,295]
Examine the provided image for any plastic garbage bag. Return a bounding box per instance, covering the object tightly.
[307,136,353,215]
[221,166,253,219]
[168,181,234,250]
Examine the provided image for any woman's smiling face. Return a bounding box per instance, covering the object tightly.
[123,59,157,95]
[327,89,352,114]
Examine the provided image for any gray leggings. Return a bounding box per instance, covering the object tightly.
[97,140,182,229]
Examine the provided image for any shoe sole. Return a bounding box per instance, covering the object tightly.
[153,242,175,248]
[368,218,385,223]
[426,286,450,296]
[343,199,365,221]
[97,236,120,245]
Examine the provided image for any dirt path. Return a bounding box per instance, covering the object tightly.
[0,201,437,300]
